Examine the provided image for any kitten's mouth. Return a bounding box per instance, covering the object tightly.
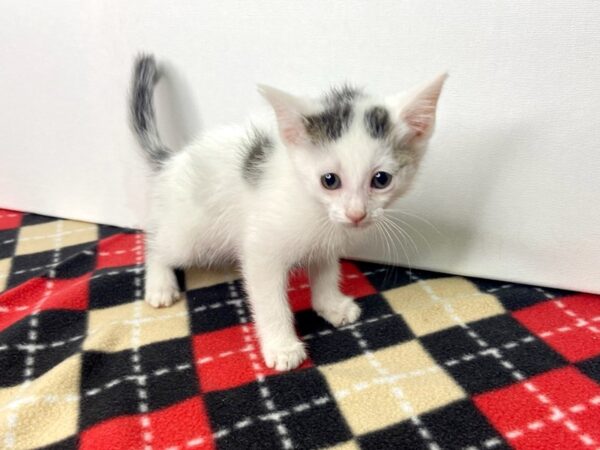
[344,220,371,229]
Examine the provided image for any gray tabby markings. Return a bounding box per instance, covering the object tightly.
[242,128,275,185]
[303,85,363,144]
[129,54,171,168]
[364,106,390,139]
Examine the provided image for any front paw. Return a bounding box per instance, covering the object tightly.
[262,339,307,371]
[314,295,361,327]
[145,287,180,308]
[145,272,181,308]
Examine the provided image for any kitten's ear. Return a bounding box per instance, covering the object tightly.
[258,84,311,147]
[394,73,448,143]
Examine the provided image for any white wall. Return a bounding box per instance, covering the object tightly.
[1,1,599,293]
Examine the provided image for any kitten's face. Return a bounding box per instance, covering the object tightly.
[290,119,418,229]
[260,76,446,230]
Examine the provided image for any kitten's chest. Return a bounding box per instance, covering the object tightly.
[296,223,349,262]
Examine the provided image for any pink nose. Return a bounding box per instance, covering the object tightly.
[346,210,367,224]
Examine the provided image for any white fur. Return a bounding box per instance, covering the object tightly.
[143,75,446,371]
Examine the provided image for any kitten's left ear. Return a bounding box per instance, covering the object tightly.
[394,73,448,143]
[258,84,313,147]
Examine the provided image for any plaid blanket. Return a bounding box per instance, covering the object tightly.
[0,208,599,450]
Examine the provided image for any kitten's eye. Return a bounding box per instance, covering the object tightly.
[321,173,341,190]
[371,171,392,189]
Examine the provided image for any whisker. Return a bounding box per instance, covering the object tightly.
[379,219,411,288]
[376,221,394,288]
[383,209,443,236]
[385,215,432,255]
[382,215,420,257]
[381,218,412,272]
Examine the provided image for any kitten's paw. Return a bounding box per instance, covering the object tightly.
[144,273,180,308]
[262,340,307,371]
[145,287,180,308]
[315,295,361,327]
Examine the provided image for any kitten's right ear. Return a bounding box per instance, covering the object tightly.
[258,84,311,147]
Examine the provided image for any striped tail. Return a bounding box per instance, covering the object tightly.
[129,54,171,168]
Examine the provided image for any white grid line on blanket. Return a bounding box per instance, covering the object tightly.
[3,389,599,449]
[348,324,441,450]
[285,268,387,292]
[0,394,81,413]
[0,276,517,314]
[408,271,598,449]
[3,304,593,353]
[539,287,600,335]
[131,234,154,450]
[97,246,143,257]
[226,281,293,450]
[333,334,539,400]
[164,395,332,450]
[0,314,540,384]
[0,303,537,352]
[3,220,63,449]
[0,266,146,312]
[77,331,537,400]
[0,391,332,449]
[0,262,61,279]
[114,280,531,332]
[503,395,600,443]
[459,437,505,450]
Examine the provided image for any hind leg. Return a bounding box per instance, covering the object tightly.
[143,224,196,308]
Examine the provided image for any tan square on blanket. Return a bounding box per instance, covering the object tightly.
[0,354,80,448]
[327,440,360,450]
[324,440,361,450]
[0,258,11,291]
[320,340,465,435]
[84,298,190,352]
[15,220,98,256]
[384,277,505,336]
[184,266,241,291]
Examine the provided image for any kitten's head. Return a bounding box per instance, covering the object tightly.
[259,75,447,229]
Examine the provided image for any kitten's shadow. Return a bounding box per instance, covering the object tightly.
[154,60,203,150]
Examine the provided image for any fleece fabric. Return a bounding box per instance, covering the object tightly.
[0,208,599,449]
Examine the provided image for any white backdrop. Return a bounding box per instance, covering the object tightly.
[1,1,599,293]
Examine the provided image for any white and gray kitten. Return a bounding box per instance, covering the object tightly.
[130,54,446,371]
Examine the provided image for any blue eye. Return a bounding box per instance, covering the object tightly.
[371,171,392,189]
[321,173,341,190]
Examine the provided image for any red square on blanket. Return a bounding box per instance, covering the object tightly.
[288,269,311,312]
[0,275,89,331]
[474,367,600,450]
[193,324,312,392]
[80,397,214,450]
[0,209,22,230]
[340,260,377,298]
[96,233,143,270]
[287,261,376,313]
[513,294,600,362]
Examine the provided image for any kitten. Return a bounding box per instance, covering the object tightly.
[130,54,446,371]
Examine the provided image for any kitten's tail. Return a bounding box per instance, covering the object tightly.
[129,54,171,169]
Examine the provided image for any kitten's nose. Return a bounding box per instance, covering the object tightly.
[346,210,367,224]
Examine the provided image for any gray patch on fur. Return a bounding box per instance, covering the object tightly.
[242,128,275,185]
[303,85,363,144]
[364,106,390,139]
[304,104,352,143]
[324,85,363,107]
[129,54,171,168]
